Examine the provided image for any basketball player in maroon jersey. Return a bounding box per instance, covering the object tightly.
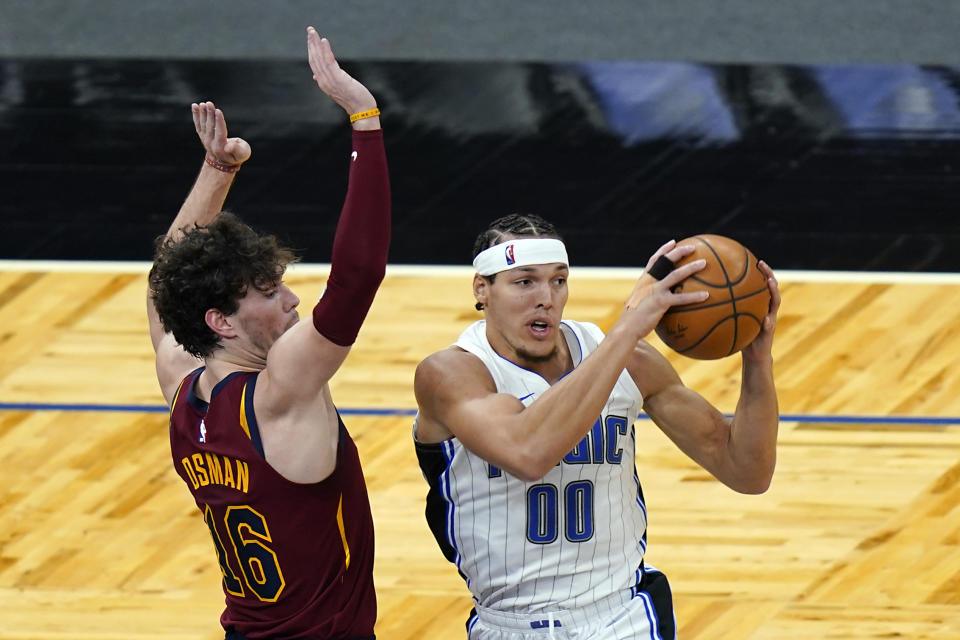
[148,28,387,640]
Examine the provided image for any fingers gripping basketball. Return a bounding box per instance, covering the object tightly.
[655,235,770,360]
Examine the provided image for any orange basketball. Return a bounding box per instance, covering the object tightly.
[655,235,770,360]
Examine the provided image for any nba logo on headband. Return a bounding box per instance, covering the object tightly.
[473,238,569,276]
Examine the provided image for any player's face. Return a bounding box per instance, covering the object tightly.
[480,263,569,365]
[231,281,301,358]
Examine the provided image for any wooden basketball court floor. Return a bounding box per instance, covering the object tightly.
[1,261,959,639]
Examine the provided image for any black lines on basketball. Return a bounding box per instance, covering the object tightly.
[655,235,771,360]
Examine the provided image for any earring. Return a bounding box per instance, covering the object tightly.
[475,302,484,311]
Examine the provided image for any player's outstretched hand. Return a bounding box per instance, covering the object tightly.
[306,26,377,116]
[191,102,251,166]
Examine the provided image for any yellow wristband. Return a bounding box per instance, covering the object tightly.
[349,108,381,123]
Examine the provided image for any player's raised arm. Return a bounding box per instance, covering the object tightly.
[147,103,252,403]
[251,28,390,480]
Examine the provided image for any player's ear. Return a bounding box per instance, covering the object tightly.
[473,273,488,312]
[205,308,238,338]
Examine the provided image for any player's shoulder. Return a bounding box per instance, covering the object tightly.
[415,346,495,396]
[564,318,603,332]
[416,346,487,380]
[563,318,605,340]
[155,334,204,406]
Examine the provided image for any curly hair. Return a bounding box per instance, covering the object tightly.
[472,213,563,284]
[149,212,298,358]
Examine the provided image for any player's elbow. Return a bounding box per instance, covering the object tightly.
[352,260,387,290]
[510,465,551,483]
[734,458,776,494]
[487,443,554,482]
[508,449,561,482]
[737,475,772,495]
[329,256,386,301]
[516,464,550,483]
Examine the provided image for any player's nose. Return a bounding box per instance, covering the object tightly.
[282,285,300,310]
[534,282,553,308]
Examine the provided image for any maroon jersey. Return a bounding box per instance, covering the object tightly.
[169,368,376,639]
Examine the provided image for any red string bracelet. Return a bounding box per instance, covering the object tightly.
[204,155,242,174]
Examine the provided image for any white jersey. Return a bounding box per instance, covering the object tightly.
[414,319,648,614]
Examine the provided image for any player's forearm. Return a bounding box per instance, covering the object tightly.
[513,324,640,475]
[165,161,238,240]
[312,129,390,346]
[727,356,779,492]
[149,160,238,347]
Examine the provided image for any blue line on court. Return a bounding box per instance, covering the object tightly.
[0,402,958,425]
[0,401,418,416]
[0,402,170,413]
[779,414,960,425]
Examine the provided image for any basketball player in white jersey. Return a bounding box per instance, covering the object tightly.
[413,214,780,639]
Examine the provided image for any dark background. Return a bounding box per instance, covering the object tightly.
[2,2,959,271]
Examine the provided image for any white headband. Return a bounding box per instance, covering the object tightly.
[473,238,569,276]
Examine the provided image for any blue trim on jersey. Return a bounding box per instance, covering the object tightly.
[211,371,244,398]
[243,373,265,457]
[487,321,582,385]
[555,321,584,382]
[562,321,583,366]
[184,369,245,413]
[439,440,466,586]
[633,467,647,518]
[630,424,649,555]
[638,590,662,640]
[466,609,479,635]
[631,428,647,515]
[185,367,208,412]
[490,348,557,383]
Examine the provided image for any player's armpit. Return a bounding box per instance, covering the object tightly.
[256,319,351,413]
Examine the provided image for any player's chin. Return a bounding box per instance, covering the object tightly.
[516,341,557,364]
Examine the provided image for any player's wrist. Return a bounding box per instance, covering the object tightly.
[349,107,381,131]
[348,107,379,123]
[204,154,243,173]
[609,313,653,344]
[741,346,774,368]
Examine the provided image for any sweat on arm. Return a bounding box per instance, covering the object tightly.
[312,129,391,346]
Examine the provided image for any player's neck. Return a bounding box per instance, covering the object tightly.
[196,352,263,400]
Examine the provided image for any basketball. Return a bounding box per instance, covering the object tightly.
[655,234,771,360]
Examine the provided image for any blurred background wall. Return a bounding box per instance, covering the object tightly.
[3,1,959,63]
[2,1,959,270]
